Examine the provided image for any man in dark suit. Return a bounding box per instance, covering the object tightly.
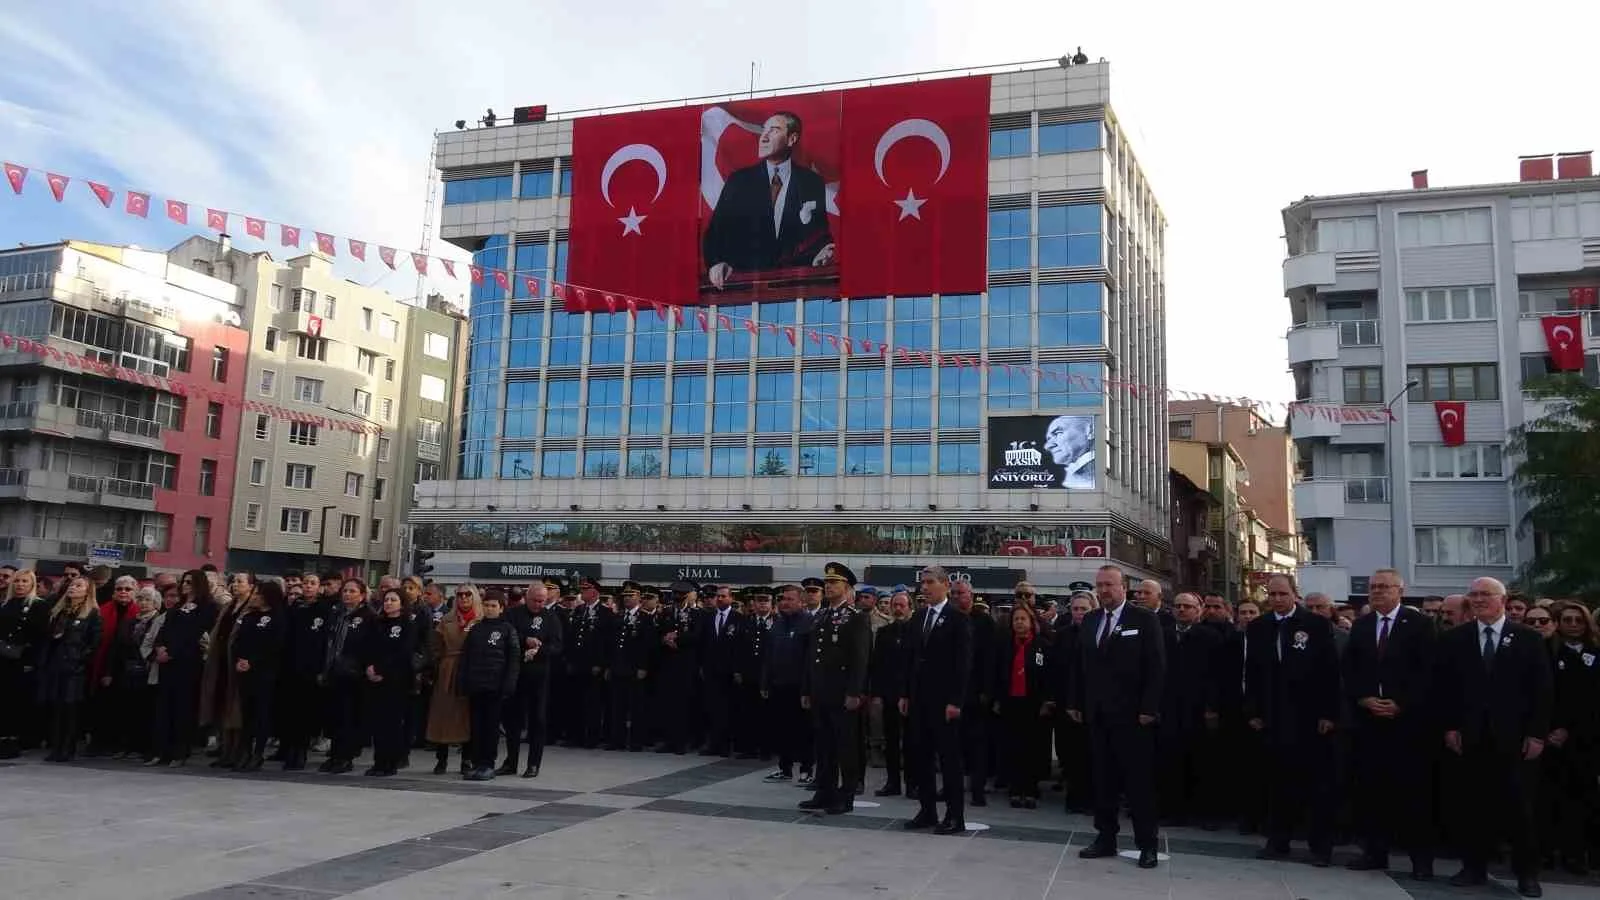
[1067,564,1166,869]
[703,111,835,290]
[799,563,871,815]
[951,579,996,808]
[1436,577,1552,898]
[698,585,743,756]
[1342,568,1437,879]
[499,582,564,777]
[1158,592,1224,829]
[900,565,973,835]
[1246,573,1341,867]
[869,591,913,796]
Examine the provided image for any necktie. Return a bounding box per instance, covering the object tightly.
[718,611,726,636]
[1481,627,1496,669]
[923,608,936,637]
[1376,616,1391,655]
[1277,616,1288,661]
[1097,611,1112,647]
[769,172,783,205]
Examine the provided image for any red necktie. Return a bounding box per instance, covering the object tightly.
[769,172,782,205]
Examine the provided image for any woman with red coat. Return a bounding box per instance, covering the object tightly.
[992,604,1055,808]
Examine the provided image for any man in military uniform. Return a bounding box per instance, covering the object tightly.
[499,581,564,777]
[736,589,776,759]
[562,577,614,748]
[653,583,702,754]
[800,563,871,815]
[605,582,656,751]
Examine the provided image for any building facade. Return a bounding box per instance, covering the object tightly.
[414,60,1170,590]
[170,237,466,579]
[0,241,247,574]
[1282,152,1599,601]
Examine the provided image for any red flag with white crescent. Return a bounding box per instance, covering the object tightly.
[1071,539,1107,559]
[46,173,69,202]
[244,217,266,238]
[205,209,227,232]
[348,239,366,261]
[2,163,25,195]
[492,270,509,291]
[379,246,397,269]
[1433,401,1466,447]
[1540,314,1585,372]
[411,253,428,275]
[441,259,456,278]
[522,276,540,296]
[281,225,301,247]
[164,199,188,225]
[86,181,114,207]
[469,266,484,285]
[315,232,336,256]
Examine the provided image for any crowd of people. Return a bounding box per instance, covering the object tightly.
[0,560,1595,896]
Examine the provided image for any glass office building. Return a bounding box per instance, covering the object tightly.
[416,60,1171,591]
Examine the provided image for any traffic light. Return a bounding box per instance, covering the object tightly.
[413,550,434,578]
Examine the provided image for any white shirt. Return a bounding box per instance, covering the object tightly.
[1097,600,1127,641]
[1372,606,1399,695]
[923,600,948,632]
[766,159,793,236]
[716,607,730,634]
[1274,610,1293,660]
[1478,615,1507,649]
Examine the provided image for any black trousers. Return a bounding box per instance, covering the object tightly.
[960,699,989,798]
[734,676,767,755]
[880,698,905,787]
[1224,716,1267,828]
[999,697,1044,798]
[1264,729,1335,854]
[327,677,365,762]
[1089,716,1159,850]
[810,700,860,803]
[1351,717,1434,865]
[47,700,81,758]
[909,702,965,821]
[501,666,551,768]
[468,691,504,770]
[278,673,322,758]
[1541,743,1598,864]
[1157,720,1216,823]
[608,669,651,749]
[768,685,810,773]
[565,667,605,747]
[653,660,696,752]
[151,668,200,761]
[365,681,409,770]
[1453,736,1541,876]
[237,674,276,757]
[104,681,151,755]
[702,671,733,753]
[1058,716,1092,811]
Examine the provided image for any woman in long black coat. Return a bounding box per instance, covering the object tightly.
[38,576,102,762]
[231,579,287,772]
[1,569,50,759]
[361,588,418,777]
[147,571,219,767]
[990,603,1054,808]
[106,586,161,760]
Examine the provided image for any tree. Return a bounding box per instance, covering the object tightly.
[627,452,662,478]
[757,449,789,476]
[1506,374,1600,602]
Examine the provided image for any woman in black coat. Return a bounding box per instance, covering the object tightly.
[1,569,50,759]
[458,589,519,781]
[362,588,418,777]
[107,587,161,760]
[1543,601,1599,874]
[231,579,287,772]
[991,604,1054,808]
[38,576,102,762]
[147,571,219,767]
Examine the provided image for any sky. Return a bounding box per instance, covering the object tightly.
[2,0,1598,407]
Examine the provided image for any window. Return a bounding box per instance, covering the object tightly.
[519,165,554,198]
[356,349,376,375]
[988,286,1030,348]
[891,366,932,429]
[550,311,584,366]
[384,359,395,381]
[544,379,580,436]
[848,298,886,348]
[1038,283,1103,346]
[712,374,749,432]
[1410,443,1505,480]
[1315,217,1378,252]
[288,422,319,446]
[345,472,363,496]
[263,328,278,353]
[153,394,185,431]
[559,166,573,196]
[586,377,624,435]
[1404,286,1495,323]
[990,125,1030,159]
[419,374,447,403]
[674,315,708,361]
[799,443,837,476]
[713,305,752,359]
[501,382,538,438]
[1038,203,1102,268]
[1414,526,1509,566]
[845,369,884,430]
[350,431,370,456]
[590,312,628,365]
[1407,364,1498,402]
[989,209,1031,272]
[353,389,372,416]
[268,284,283,311]
[755,372,793,432]
[710,446,747,477]
[583,448,620,479]
[844,444,883,475]
[891,443,930,474]
[1342,367,1383,404]
[280,507,311,534]
[249,458,266,485]
[377,437,390,462]
[285,463,315,489]
[988,367,1031,410]
[204,402,222,438]
[669,447,704,477]
[361,308,373,332]
[141,514,172,552]
[629,376,665,434]
[507,312,543,368]
[323,299,336,322]
[626,448,661,478]
[939,367,979,427]
[938,294,980,351]
[633,312,668,363]
[254,415,270,441]
[500,450,534,479]
[332,514,356,540]
[555,238,569,280]
[757,302,797,358]
[377,316,398,341]
[416,462,439,482]
[211,347,228,382]
[1397,209,1492,247]
[292,377,323,404]
[671,374,707,434]
[193,517,211,556]
[938,441,980,475]
[244,502,261,531]
[380,397,392,422]
[198,459,217,496]
[802,298,841,358]
[422,332,451,363]
[1170,419,1195,440]
[1511,192,1600,241]
[442,174,514,204]
[147,452,177,490]
[290,288,317,314]
[799,371,839,432]
[1038,120,1101,154]
[295,335,328,361]
[259,369,276,396]
[893,296,933,350]
[541,449,577,479]
[1520,352,1600,387]
[369,518,382,543]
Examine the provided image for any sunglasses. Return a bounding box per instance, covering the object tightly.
[454,592,473,599]
[1016,593,1035,599]
[1525,616,1552,625]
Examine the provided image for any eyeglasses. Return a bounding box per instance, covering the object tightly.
[454,592,473,599]
[1524,616,1552,625]
[1016,592,1035,599]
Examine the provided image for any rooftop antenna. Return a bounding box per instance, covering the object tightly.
[414,129,439,305]
[749,61,757,97]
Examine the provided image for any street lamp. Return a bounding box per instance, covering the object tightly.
[1385,378,1422,579]
[327,404,384,582]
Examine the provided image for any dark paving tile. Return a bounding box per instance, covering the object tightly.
[183,884,340,899]
[795,811,899,831]
[410,824,529,852]
[251,839,473,893]
[638,798,732,816]
[606,757,768,797]
[714,804,811,825]
[979,823,1077,845]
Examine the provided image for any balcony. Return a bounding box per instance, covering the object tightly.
[1297,561,1348,601]
[12,470,158,510]
[291,309,327,337]
[1288,402,1343,439]
[1335,318,1380,348]
[0,399,38,429]
[1286,322,1339,365]
[75,408,163,446]
[0,535,150,564]
[0,467,26,498]
[1283,251,1336,291]
[1293,478,1347,519]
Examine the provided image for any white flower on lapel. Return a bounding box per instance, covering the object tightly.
[799,200,817,225]
[1500,634,1512,648]
[1291,630,1309,651]
[1582,652,1596,668]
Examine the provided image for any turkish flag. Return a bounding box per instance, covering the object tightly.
[315,232,336,256]
[281,225,301,247]
[1000,539,1033,557]
[165,199,188,225]
[244,217,266,239]
[86,181,113,207]
[411,253,429,275]
[441,259,456,279]
[1071,539,1107,559]
[348,239,366,261]
[565,105,701,311]
[1571,286,1598,308]
[379,246,397,270]
[1434,401,1466,447]
[45,173,69,202]
[838,75,989,297]
[125,191,149,217]
[206,208,227,231]
[2,162,25,194]
[468,266,483,285]
[1541,314,1585,371]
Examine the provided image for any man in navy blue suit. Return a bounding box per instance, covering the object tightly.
[703,111,835,289]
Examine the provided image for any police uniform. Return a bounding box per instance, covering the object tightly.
[562,579,615,748]
[735,589,775,758]
[606,582,656,751]
[799,563,871,815]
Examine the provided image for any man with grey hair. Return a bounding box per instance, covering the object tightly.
[1435,577,1551,897]
[1440,595,1467,628]
[1135,579,1175,633]
[901,565,974,835]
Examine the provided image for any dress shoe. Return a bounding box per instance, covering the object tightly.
[143,757,166,768]
[1255,844,1291,861]
[494,761,518,776]
[1516,876,1542,898]
[167,757,188,768]
[797,797,829,811]
[522,764,539,778]
[237,754,264,773]
[324,758,352,774]
[1310,853,1332,869]
[1137,849,1159,869]
[825,802,853,815]
[903,814,938,831]
[1410,861,1434,881]
[970,793,987,808]
[1078,841,1118,859]
[464,768,492,781]
[363,766,384,776]
[765,770,792,783]
[1009,797,1023,808]
[1448,868,1488,888]
[1022,798,1037,810]
[317,758,337,773]
[874,784,900,797]
[933,820,965,835]
[432,759,448,775]
[1346,856,1386,872]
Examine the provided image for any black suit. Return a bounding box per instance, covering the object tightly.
[501,604,563,770]
[902,602,973,823]
[698,607,744,754]
[1435,619,1553,878]
[1244,608,1341,857]
[1158,622,1223,825]
[869,619,911,790]
[1342,604,1436,867]
[702,160,831,276]
[1069,603,1166,851]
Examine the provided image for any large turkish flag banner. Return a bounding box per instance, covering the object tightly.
[1541,314,1585,372]
[1434,401,1466,447]
[838,75,990,298]
[566,105,701,310]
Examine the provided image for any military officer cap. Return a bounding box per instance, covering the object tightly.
[801,577,824,590]
[669,580,698,596]
[752,587,774,602]
[621,580,642,597]
[1068,580,1093,594]
[543,578,564,593]
[823,562,857,587]
[642,590,660,603]
[701,583,720,596]
[580,575,602,592]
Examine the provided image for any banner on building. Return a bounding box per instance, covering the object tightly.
[987,414,1098,491]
